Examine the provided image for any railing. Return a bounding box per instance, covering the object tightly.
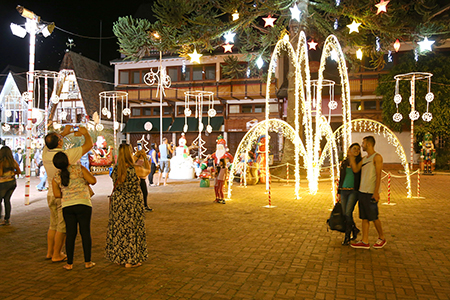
[349,77,379,95]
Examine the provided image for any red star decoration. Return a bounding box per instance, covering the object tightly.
[222,43,234,53]
[262,15,277,27]
[308,40,318,50]
[375,0,390,15]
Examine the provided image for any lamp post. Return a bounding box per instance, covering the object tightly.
[11,5,55,205]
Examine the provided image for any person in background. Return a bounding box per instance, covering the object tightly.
[13,148,23,178]
[34,147,42,177]
[43,125,93,262]
[53,151,97,270]
[158,138,173,186]
[148,143,159,187]
[106,144,148,268]
[36,161,48,192]
[134,149,152,211]
[214,158,227,204]
[338,143,362,245]
[0,146,21,226]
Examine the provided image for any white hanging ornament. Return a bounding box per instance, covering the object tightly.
[5,110,12,117]
[51,95,60,104]
[106,111,111,119]
[208,108,216,117]
[393,113,403,122]
[422,112,433,122]
[328,100,338,110]
[184,108,192,117]
[425,92,434,103]
[60,111,67,120]
[394,94,402,104]
[96,124,104,131]
[409,110,420,121]
[183,124,188,133]
[206,125,212,133]
[19,124,24,132]
[2,123,10,132]
[144,122,153,131]
[102,107,108,116]
[114,121,120,130]
[409,96,414,106]
[123,108,131,116]
[198,122,204,132]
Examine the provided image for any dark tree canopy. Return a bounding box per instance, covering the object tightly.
[113,0,450,69]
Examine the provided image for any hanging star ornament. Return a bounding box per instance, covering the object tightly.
[418,37,435,52]
[290,4,301,21]
[308,40,318,50]
[262,15,277,27]
[223,31,236,44]
[222,43,234,53]
[347,20,361,33]
[188,49,202,63]
[375,0,390,15]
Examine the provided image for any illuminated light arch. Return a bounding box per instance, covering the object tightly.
[227,119,305,200]
[325,118,412,198]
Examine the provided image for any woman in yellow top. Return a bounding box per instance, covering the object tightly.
[0,146,21,226]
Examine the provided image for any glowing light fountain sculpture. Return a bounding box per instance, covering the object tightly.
[227,32,352,201]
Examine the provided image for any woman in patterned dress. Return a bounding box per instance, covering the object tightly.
[105,144,148,268]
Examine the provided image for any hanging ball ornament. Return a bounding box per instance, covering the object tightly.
[409,110,420,121]
[206,125,213,133]
[183,124,188,133]
[328,100,338,110]
[114,121,120,130]
[122,108,131,116]
[425,92,434,103]
[422,112,433,122]
[208,108,217,117]
[96,124,104,131]
[51,95,60,104]
[106,111,111,119]
[5,110,12,117]
[393,113,403,122]
[2,123,10,132]
[394,94,402,104]
[184,108,192,117]
[102,107,108,116]
[198,122,204,132]
[144,121,153,131]
[60,111,68,120]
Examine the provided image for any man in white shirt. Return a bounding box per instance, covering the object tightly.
[42,125,93,261]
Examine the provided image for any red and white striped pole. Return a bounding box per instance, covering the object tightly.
[286,163,289,184]
[387,173,391,205]
[417,171,421,198]
[268,172,272,207]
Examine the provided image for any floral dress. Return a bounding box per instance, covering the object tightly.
[105,166,148,265]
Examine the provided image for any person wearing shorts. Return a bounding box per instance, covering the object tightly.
[158,138,172,186]
[348,136,386,250]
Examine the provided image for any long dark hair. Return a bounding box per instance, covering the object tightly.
[53,151,70,187]
[342,143,362,168]
[0,146,16,171]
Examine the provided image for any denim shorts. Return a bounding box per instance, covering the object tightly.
[358,192,379,221]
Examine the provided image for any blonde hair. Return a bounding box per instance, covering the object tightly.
[116,144,134,185]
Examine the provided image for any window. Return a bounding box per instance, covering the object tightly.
[132,108,141,116]
[193,66,203,81]
[205,65,216,80]
[153,107,160,116]
[351,101,361,111]
[119,71,129,84]
[364,101,377,110]
[255,105,265,113]
[143,108,152,116]
[242,105,252,113]
[164,106,172,115]
[269,104,278,113]
[229,105,239,114]
[168,67,178,82]
[131,71,140,84]
[182,66,191,81]
[215,105,223,114]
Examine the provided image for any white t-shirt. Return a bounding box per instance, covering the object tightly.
[42,146,82,194]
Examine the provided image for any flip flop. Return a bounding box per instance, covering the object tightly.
[85,262,96,269]
[63,264,73,270]
[52,256,67,263]
[125,263,142,268]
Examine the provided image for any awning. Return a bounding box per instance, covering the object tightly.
[122,118,172,133]
[169,116,224,132]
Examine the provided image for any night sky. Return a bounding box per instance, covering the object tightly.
[0,0,154,74]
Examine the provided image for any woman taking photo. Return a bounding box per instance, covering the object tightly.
[106,144,148,268]
[148,143,159,186]
[338,143,362,245]
[52,151,97,270]
[0,146,21,226]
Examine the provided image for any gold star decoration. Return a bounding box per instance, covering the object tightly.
[308,40,318,50]
[347,20,361,33]
[188,49,202,63]
[375,0,390,15]
[262,15,277,27]
[222,43,234,53]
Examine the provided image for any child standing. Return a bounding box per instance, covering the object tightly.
[214,158,227,204]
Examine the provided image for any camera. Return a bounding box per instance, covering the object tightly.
[137,142,142,150]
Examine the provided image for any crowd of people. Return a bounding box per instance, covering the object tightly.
[0,127,388,270]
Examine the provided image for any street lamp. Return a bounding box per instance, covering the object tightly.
[10,5,55,205]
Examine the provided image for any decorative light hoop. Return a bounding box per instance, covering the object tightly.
[394,72,433,81]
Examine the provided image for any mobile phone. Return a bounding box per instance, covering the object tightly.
[73,126,79,132]
[137,142,142,150]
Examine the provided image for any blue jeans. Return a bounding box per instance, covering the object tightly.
[340,190,358,232]
[37,174,47,190]
[0,179,17,221]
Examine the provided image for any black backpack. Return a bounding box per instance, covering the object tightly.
[327,202,346,232]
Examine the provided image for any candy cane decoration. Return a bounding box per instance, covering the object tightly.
[268,172,272,207]
[417,171,421,198]
[387,173,391,205]
[286,163,290,185]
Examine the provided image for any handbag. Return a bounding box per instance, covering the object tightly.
[327,202,346,232]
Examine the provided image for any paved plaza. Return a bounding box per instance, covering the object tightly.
[1,171,450,300]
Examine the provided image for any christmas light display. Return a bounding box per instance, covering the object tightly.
[223,31,236,44]
[290,4,301,21]
[262,15,277,27]
[99,91,129,152]
[394,39,401,52]
[375,0,390,15]
[308,40,318,50]
[347,20,361,33]
[418,37,435,52]
[222,43,233,53]
[356,48,363,60]
[188,49,202,63]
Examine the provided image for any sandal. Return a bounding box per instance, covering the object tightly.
[125,263,142,268]
[63,264,73,270]
[85,262,96,269]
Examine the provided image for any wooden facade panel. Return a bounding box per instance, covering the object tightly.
[128,90,139,100]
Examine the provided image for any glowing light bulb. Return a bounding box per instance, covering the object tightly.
[188,49,202,63]
[256,56,264,69]
[232,10,239,21]
[262,15,277,27]
[347,20,361,33]
[223,31,236,44]
[356,48,363,60]
[290,4,301,21]
[308,40,318,50]
[375,0,390,15]
[418,37,435,52]
[394,39,401,52]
